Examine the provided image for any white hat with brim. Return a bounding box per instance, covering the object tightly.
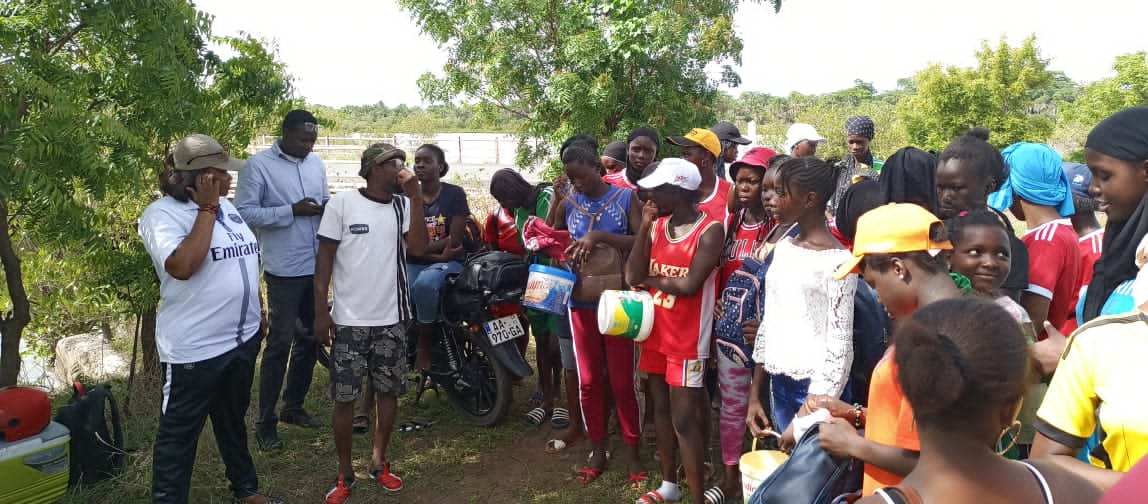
[637,158,702,191]
[785,123,827,153]
[173,134,247,172]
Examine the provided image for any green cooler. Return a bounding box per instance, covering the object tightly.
[0,421,69,503]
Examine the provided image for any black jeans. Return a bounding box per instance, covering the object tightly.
[257,273,318,429]
[152,333,261,503]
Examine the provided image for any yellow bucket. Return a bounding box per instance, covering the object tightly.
[739,436,788,503]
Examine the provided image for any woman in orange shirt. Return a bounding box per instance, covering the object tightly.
[793,203,961,497]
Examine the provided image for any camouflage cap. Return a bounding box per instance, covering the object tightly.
[360,143,405,168]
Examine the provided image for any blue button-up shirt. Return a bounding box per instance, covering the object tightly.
[235,141,329,277]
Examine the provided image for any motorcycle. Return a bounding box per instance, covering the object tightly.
[317,251,533,427]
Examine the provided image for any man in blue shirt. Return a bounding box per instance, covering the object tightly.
[235,109,330,449]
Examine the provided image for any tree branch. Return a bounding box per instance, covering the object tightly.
[48,22,87,56]
[471,91,530,120]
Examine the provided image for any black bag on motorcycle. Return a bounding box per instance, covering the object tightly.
[442,252,528,324]
[453,251,528,302]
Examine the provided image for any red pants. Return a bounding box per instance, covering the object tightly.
[569,307,641,446]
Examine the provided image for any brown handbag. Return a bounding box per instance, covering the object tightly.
[569,189,627,304]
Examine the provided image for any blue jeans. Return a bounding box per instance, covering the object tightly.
[769,374,854,433]
[769,374,811,433]
[407,261,463,324]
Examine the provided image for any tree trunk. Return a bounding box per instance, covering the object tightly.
[0,198,32,387]
[139,306,159,377]
[100,319,113,342]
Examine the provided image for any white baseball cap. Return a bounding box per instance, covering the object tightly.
[785,123,827,154]
[637,158,702,191]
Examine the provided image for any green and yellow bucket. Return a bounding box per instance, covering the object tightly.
[596,290,654,342]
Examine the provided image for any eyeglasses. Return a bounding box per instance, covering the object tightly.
[301,122,320,133]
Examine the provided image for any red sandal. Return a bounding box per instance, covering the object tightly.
[627,471,649,491]
[576,466,605,484]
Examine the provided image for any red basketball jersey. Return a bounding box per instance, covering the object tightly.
[645,213,720,360]
[697,179,732,223]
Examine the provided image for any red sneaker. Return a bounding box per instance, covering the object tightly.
[324,474,355,504]
[371,462,404,493]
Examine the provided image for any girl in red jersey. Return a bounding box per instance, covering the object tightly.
[627,158,725,504]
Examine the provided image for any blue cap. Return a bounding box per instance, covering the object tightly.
[1062,162,1092,199]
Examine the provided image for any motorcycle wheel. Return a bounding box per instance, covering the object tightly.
[439,325,513,427]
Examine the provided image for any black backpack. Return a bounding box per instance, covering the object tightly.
[850,282,891,406]
[53,382,124,485]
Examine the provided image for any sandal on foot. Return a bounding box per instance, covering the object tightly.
[523,407,548,427]
[352,414,369,434]
[576,466,605,484]
[544,439,568,454]
[627,471,649,491]
[550,407,571,429]
[398,420,435,433]
[636,489,680,504]
[703,487,725,504]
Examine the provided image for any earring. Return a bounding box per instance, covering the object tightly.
[996,420,1022,456]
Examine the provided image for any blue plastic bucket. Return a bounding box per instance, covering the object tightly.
[523,264,576,315]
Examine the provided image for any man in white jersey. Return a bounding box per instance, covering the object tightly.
[138,134,281,504]
[314,143,428,503]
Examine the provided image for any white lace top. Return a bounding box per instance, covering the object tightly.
[752,237,857,397]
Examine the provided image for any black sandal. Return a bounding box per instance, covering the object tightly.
[398,420,435,433]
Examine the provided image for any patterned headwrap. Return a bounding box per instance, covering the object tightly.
[845,116,876,140]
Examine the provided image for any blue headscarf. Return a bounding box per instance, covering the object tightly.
[987,142,1074,217]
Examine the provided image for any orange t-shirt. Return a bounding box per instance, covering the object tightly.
[861,346,921,495]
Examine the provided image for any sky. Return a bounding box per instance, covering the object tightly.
[193,0,1148,108]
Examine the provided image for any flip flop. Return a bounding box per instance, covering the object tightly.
[703,487,725,504]
[544,439,568,454]
[636,489,680,504]
[523,407,548,427]
[397,420,435,433]
[550,407,571,429]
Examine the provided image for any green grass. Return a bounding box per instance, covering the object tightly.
[55,343,710,504]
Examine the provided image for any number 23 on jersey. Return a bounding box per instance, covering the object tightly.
[652,291,677,309]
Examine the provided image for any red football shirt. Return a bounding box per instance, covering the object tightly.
[1061,229,1103,334]
[603,171,636,191]
[1022,219,1082,338]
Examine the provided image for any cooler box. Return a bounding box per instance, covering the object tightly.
[0,421,69,504]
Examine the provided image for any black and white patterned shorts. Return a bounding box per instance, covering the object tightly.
[329,324,408,402]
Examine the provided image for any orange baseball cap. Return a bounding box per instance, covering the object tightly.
[834,203,952,280]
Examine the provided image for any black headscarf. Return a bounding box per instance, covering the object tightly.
[1081,107,1148,322]
[602,141,628,165]
[880,147,939,215]
[489,168,541,211]
[625,127,660,187]
[834,180,884,243]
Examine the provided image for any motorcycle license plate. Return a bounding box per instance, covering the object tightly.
[483,315,525,346]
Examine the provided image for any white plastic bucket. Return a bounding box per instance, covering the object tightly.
[739,436,788,503]
[596,290,654,342]
[522,264,576,315]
